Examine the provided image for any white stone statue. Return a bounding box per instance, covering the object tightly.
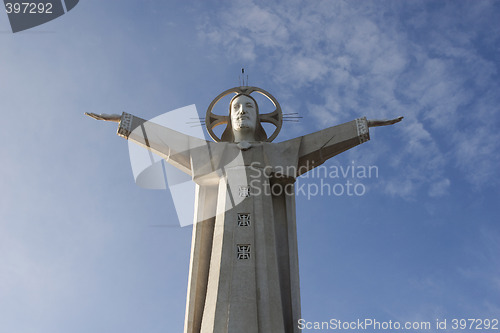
[86,86,402,333]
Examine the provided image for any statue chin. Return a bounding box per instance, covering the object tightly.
[232,126,257,142]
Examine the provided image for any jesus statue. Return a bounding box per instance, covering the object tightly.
[86,85,402,333]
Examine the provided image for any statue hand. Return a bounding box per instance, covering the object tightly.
[85,112,122,123]
[367,116,403,127]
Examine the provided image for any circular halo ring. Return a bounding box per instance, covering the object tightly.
[205,86,283,142]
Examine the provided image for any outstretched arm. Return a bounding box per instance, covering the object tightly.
[85,112,208,175]
[295,116,402,175]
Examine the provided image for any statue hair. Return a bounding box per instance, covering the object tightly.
[221,94,268,142]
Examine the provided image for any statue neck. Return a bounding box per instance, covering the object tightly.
[233,129,256,143]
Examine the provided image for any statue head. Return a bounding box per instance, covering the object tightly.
[221,94,268,142]
[206,86,282,143]
[231,95,257,132]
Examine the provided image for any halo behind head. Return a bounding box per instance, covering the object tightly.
[205,86,283,143]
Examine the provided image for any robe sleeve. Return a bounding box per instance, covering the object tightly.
[116,112,208,176]
[296,117,369,175]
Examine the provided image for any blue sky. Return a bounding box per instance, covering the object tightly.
[1,0,499,332]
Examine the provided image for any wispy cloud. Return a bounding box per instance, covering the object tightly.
[459,226,500,292]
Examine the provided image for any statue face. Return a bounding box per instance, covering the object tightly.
[230,95,257,133]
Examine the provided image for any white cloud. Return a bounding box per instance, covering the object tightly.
[384,178,416,199]
[428,178,450,197]
[449,113,500,187]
